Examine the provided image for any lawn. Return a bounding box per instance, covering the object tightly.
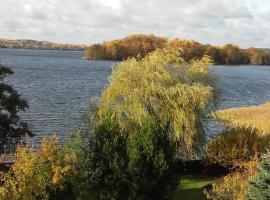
[171,175,215,200]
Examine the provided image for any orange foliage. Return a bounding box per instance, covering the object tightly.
[85,34,270,65]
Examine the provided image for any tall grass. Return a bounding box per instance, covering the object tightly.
[215,102,270,135]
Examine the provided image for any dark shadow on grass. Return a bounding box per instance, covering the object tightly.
[171,175,215,200]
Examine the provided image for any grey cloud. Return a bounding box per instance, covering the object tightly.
[0,0,269,47]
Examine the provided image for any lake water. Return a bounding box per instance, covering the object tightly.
[0,49,115,144]
[0,49,270,144]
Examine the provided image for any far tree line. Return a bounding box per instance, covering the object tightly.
[85,34,270,65]
[0,39,86,51]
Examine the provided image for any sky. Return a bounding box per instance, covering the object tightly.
[0,0,270,47]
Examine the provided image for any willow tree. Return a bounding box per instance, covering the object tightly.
[96,47,217,156]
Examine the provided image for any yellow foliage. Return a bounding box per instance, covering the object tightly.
[0,136,76,200]
[210,172,253,200]
[97,47,216,155]
[215,102,270,135]
[206,128,270,170]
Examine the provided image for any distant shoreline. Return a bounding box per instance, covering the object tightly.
[0,47,84,52]
[0,47,84,51]
[0,38,86,51]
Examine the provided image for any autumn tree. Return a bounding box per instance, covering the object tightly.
[168,39,205,61]
[204,45,222,64]
[95,47,217,157]
[84,44,105,60]
[222,44,243,65]
[85,34,167,60]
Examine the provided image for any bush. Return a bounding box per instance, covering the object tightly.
[206,128,270,170]
[63,132,93,199]
[0,136,76,200]
[247,154,270,200]
[85,114,130,200]
[127,118,178,199]
[85,114,179,200]
[0,115,179,200]
[209,172,251,200]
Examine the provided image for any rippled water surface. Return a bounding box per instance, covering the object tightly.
[0,49,270,143]
[206,65,270,139]
[214,66,270,108]
[0,49,115,144]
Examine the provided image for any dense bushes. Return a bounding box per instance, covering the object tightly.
[206,128,270,170]
[0,115,179,200]
[206,103,270,200]
[85,34,270,65]
[126,118,178,199]
[0,136,77,200]
[208,154,270,200]
[85,115,178,200]
[209,172,251,200]
[85,114,129,199]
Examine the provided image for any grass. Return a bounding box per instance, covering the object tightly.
[215,102,270,135]
[171,175,215,200]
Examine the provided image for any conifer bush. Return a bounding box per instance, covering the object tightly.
[126,118,178,199]
[247,154,270,200]
[85,114,179,200]
[85,114,129,200]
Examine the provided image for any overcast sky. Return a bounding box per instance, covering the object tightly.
[0,0,270,47]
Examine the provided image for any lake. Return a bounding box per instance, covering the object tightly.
[0,49,270,144]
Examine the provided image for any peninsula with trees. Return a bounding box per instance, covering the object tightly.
[85,34,270,65]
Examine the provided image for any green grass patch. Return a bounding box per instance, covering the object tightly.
[171,175,215,200]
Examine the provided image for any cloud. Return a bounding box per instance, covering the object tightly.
[0,0,269,47]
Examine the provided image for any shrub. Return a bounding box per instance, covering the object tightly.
[63,132,93,199]
[85,114,130,200]
[85,114,179,200]
[0,115,180,200]
[0,136,76,200]
[127,118,178,199]
[209,172,251,200]
[247,154,270,200]
[206,128,270,170]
